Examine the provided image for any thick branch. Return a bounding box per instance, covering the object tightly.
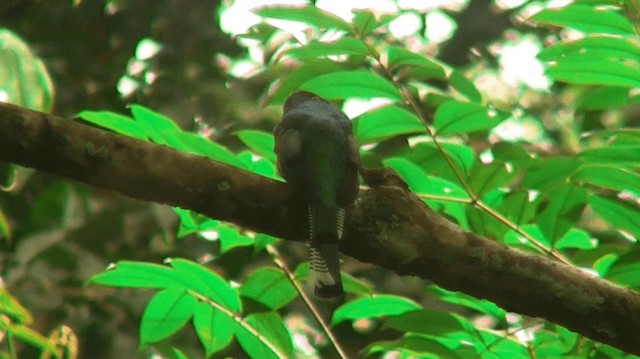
[2,103,640,355]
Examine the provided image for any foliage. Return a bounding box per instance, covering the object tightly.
[1,0,640,358]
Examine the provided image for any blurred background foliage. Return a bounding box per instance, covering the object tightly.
[0,0,639,358]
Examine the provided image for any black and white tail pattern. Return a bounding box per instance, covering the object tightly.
[308,205,344,298]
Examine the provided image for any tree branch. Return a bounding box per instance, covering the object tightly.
[2,102,640,355]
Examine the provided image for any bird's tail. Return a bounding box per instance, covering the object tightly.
[308,205,345,299]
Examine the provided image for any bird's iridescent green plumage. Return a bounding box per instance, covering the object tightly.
[274,91,360,298]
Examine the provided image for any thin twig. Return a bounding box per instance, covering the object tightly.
[266,244,350,359]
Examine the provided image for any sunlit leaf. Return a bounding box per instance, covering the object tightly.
[589,195,640,239]
[193,301,234,357]
[89,261,190,289]
[140,288,196,345]
[531,5,635,35]
[538,36,640,62]
[234,312,292,359]
[605,248,640,287]
[434,100,502,135]
[240,268,297,310]
[428,286,506,319]
[385,46,445,79]
[76,111,147,140]
[236,130,276,162]
[300,70,401,100]
[169,258,241,312]
[448,70,482,103]
[353,9,395,35]
[267,59,345,105]
[332,295,421,325]
[284,37,369,60]
[254,5,351,32]
[546,59,640,88]
[555,228,597,250]
[354,105,424,144]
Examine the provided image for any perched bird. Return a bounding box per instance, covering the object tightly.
[274,91,360,298]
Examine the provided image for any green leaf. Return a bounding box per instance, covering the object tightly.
[240,268,297,310]
[218,225,255,253]
[428,286,506,320]
[555,228,597,250]
[384,157,469,227]
[0,29,53,112]
[589,195,640,239]
[531,5,635,35]
[169,258,241,312]
[573,164,640,193]
[130,104,181,132]
[538,36,640,63]
[365,334,471,358]
[300,70,401,100]
[331,295,421,325]
[283,37,369,60]
[140,288,196,345]
[385,46,446,79]
[89,261,191,289]
[384,309,465,336]
[76,111,147,140]
[434,100,502,135]
[500,190,540,225]
[234,312,292,359]
[577,87,634,110]
[546,59,640,88]
[267,59,345,105]
[467,162,517,197]
[193,301,234,357]
[253,5,351,32]
[354,105,424,144]
[521,157,581,190]
[352,9,395,35]
[167,132,243,168]
[605,248,640,287]
[236,130,276,162]
[579,145,640,166]
[538,184,588,242]
[448,70,482,103]
[172,348,189,359]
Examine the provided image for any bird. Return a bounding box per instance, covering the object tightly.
[274,91,360,299]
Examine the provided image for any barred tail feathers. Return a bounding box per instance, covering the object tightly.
[308,205,344,298]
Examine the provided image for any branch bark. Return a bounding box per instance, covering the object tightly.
[2,102,640,355]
